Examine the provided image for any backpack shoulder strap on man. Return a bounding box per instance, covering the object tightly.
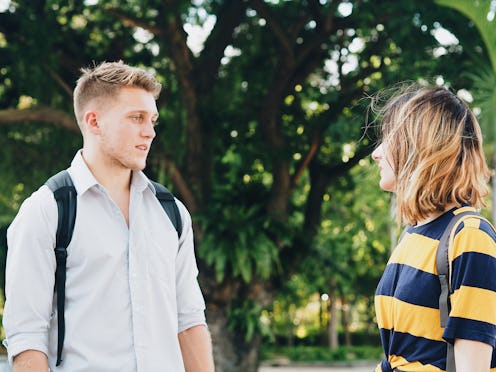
[150,180,183,238]
[436,210,496,372]
[45,170,77,367]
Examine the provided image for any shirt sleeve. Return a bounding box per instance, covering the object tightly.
[3,186,58,364]
[443,219,496,347]
[174,199,206,333]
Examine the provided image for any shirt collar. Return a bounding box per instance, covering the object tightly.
[131,169,151,194]
[67,150,99,195]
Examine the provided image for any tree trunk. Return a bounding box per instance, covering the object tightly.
[341,299,352,347]
[287,325,294,348]
[207,305,261,372]
[328,295,339,350]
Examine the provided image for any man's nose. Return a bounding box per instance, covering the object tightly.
[142,121,156,138]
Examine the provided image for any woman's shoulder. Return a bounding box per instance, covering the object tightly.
[451,209,496,260]
[452,207,496,241]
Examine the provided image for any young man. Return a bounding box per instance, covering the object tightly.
[3,61,215,372]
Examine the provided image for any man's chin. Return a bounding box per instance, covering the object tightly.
[129,161,147,171]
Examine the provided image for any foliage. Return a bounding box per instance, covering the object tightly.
[0,123,81,224]
[199,202,282,284]
[0,1,489,370]
[306,158,392,302]
[465,64,496,141]
[435,0,496,141]
[262,159,391,346]
[261,345,383,363]
[261,275,323,343]
[228,299,269,342]
[435,0,496,225]
[435,0,496,69]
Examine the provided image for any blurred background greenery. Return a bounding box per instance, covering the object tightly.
[0,1,495,371]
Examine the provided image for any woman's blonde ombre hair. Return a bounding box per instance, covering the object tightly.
[372,83,490,226]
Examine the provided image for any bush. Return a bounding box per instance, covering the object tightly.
[261,345,383,363]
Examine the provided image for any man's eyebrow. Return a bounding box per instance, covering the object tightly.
[126,109,159,117]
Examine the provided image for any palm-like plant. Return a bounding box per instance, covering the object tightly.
[436,0,496,223]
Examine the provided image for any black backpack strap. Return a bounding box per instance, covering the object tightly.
[45,170,77,367]
[436,210,485,372]
[150,181,183,239]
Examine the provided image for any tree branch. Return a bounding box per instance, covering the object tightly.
[289,13,313,43]
[249,0,293,58]
[256,6,344,219]
[324,144,374,179]
[0,108,78,132]
[103,7,162,35]
[280,141,374,273]
[291,130,321,188]
[196,0,247,94]
[158,3,207,208]
[307,0,325,22]
[295,15,351,68]
[162,158,198,214]
[46,68,73,98]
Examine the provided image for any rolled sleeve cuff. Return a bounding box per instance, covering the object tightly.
[178,311,207,334]
[4,333,48,366]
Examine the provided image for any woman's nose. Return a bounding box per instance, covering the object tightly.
[371,145,381,161]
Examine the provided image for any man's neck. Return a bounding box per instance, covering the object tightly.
[81,149,132,225]
[81,149,132,193]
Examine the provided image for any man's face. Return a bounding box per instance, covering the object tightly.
[94,86,158,171]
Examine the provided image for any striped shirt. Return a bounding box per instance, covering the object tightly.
[375,206,496,371]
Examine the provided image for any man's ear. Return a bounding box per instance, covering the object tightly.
[84,111,100,134]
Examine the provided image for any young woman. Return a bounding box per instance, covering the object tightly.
[371,84,496,372]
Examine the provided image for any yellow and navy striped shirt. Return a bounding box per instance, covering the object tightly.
[375,206,496,371]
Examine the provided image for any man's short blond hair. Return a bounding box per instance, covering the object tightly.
[73,61,162,128]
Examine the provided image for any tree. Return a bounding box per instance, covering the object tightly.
[435,0,496,223]
[298,158,391,349]
[0,1,485,370]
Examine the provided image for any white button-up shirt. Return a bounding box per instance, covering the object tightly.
[3,151,206,371]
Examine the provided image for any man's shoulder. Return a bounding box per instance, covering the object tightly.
[21,183,57,209]
[8,184,57,237]
[146,179,190,226]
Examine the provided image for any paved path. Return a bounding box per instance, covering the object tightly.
[260,368,374,372]
[0,355,377,371]
[259,362,377,372]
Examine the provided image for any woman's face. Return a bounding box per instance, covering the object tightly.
[371,143,396,192]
